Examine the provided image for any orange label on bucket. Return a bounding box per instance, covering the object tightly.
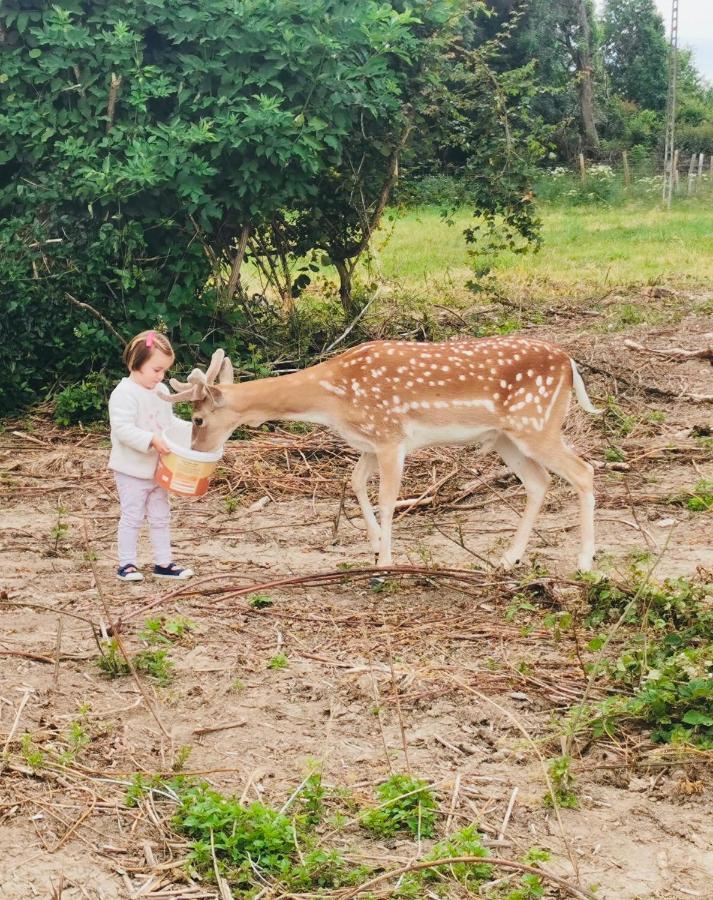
[155,452,217,497]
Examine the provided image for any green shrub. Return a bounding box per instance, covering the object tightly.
[172,782,371,891]
[54,372,112,426]
[393,174,474,209]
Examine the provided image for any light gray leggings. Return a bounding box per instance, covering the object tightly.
[114,472,172,567]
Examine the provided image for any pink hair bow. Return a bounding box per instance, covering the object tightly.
[146,331,155,348]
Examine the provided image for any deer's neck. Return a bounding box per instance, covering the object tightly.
[225,371,334,426]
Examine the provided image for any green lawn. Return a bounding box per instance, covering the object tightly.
[364,198,713,301]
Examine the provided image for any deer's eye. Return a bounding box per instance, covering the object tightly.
[193,417,204,427]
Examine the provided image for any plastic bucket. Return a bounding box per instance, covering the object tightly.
[154,425,223,497]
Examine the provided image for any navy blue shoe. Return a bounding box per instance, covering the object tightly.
[117,564,144,582]
[153,563,194,580]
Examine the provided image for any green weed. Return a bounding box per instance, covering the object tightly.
[173,782,367,892]
[396,825,491,896]
[224,495,239,514]
[97,638,131,679]
[294,771,325,827]
[59,720,91,764]
[506,873,546,899]
[49,504,70,555]
[172,745,192,772]
[576,568,713,748]
[249,593,273,609]
[140,616,195,644]
[361,774,438,839]
[134,649,174,685]
[544,756,578,809]
[671,479,713,512]
[603,396,636,437]
[268,653,288,670]
[20,733,45,772]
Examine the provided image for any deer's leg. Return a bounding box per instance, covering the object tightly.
[351,452,380,553]
[534,439,595,572]
[495,435,551,568]
[376,445,406,567]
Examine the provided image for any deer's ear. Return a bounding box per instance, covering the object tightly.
[218,358,234,384]
[207,385,227,408]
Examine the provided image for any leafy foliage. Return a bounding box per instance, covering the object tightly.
[0,0,453,411]
[579,568,713,748]
[601,0,668,112]
[54,372,112,426]
[361,774,438,838]
[171,781,369,892]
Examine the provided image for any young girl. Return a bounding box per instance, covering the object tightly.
[108,330,194,582]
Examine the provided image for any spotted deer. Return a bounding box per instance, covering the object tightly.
[162,337,600,570]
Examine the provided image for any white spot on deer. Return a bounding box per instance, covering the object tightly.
[319,380,346,396]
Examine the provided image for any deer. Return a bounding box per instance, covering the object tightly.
[161,337,600,571]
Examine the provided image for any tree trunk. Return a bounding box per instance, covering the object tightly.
[225,223,250,302]
[575,0,599,150]
[334,258,354,316]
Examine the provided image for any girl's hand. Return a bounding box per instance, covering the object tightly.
[151,434,170,455]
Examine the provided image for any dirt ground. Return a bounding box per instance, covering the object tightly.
[2,303,713,899]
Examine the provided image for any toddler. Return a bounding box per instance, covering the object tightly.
[108,330,194,581]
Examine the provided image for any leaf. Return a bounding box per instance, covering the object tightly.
[682,711,713,726]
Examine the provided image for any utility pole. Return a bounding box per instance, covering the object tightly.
[662,0,680,207]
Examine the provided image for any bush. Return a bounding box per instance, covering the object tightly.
[393,174,475,209]
[54,372,112,426]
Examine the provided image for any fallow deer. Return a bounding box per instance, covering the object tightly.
[162,337,600,570]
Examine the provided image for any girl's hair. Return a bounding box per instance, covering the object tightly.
[123,330,175,371]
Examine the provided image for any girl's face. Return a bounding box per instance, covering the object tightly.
[131,349,174,390]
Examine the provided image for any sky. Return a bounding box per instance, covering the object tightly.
[595,1,712,82]
[652,1,711,82]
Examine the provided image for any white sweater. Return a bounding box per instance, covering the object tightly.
[108,377,192,479]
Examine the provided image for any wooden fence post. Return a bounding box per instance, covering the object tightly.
[673,149,680,190]
[687,152,696,195]
[578,152,586,181]
[622,150,630,186]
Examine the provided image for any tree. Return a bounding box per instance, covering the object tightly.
[601,0,668,112]
[480,0,600,153]
[0,0,449,410]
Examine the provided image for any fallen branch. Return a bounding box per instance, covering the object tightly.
[337,854,596,900]
[624,337,713,365]
[580,358,713,403]
[120,564,505,624]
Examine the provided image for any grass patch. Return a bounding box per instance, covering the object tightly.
[240,195,713,317]
[347,196,713,304]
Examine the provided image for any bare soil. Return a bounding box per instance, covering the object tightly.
[2,305,713,899]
